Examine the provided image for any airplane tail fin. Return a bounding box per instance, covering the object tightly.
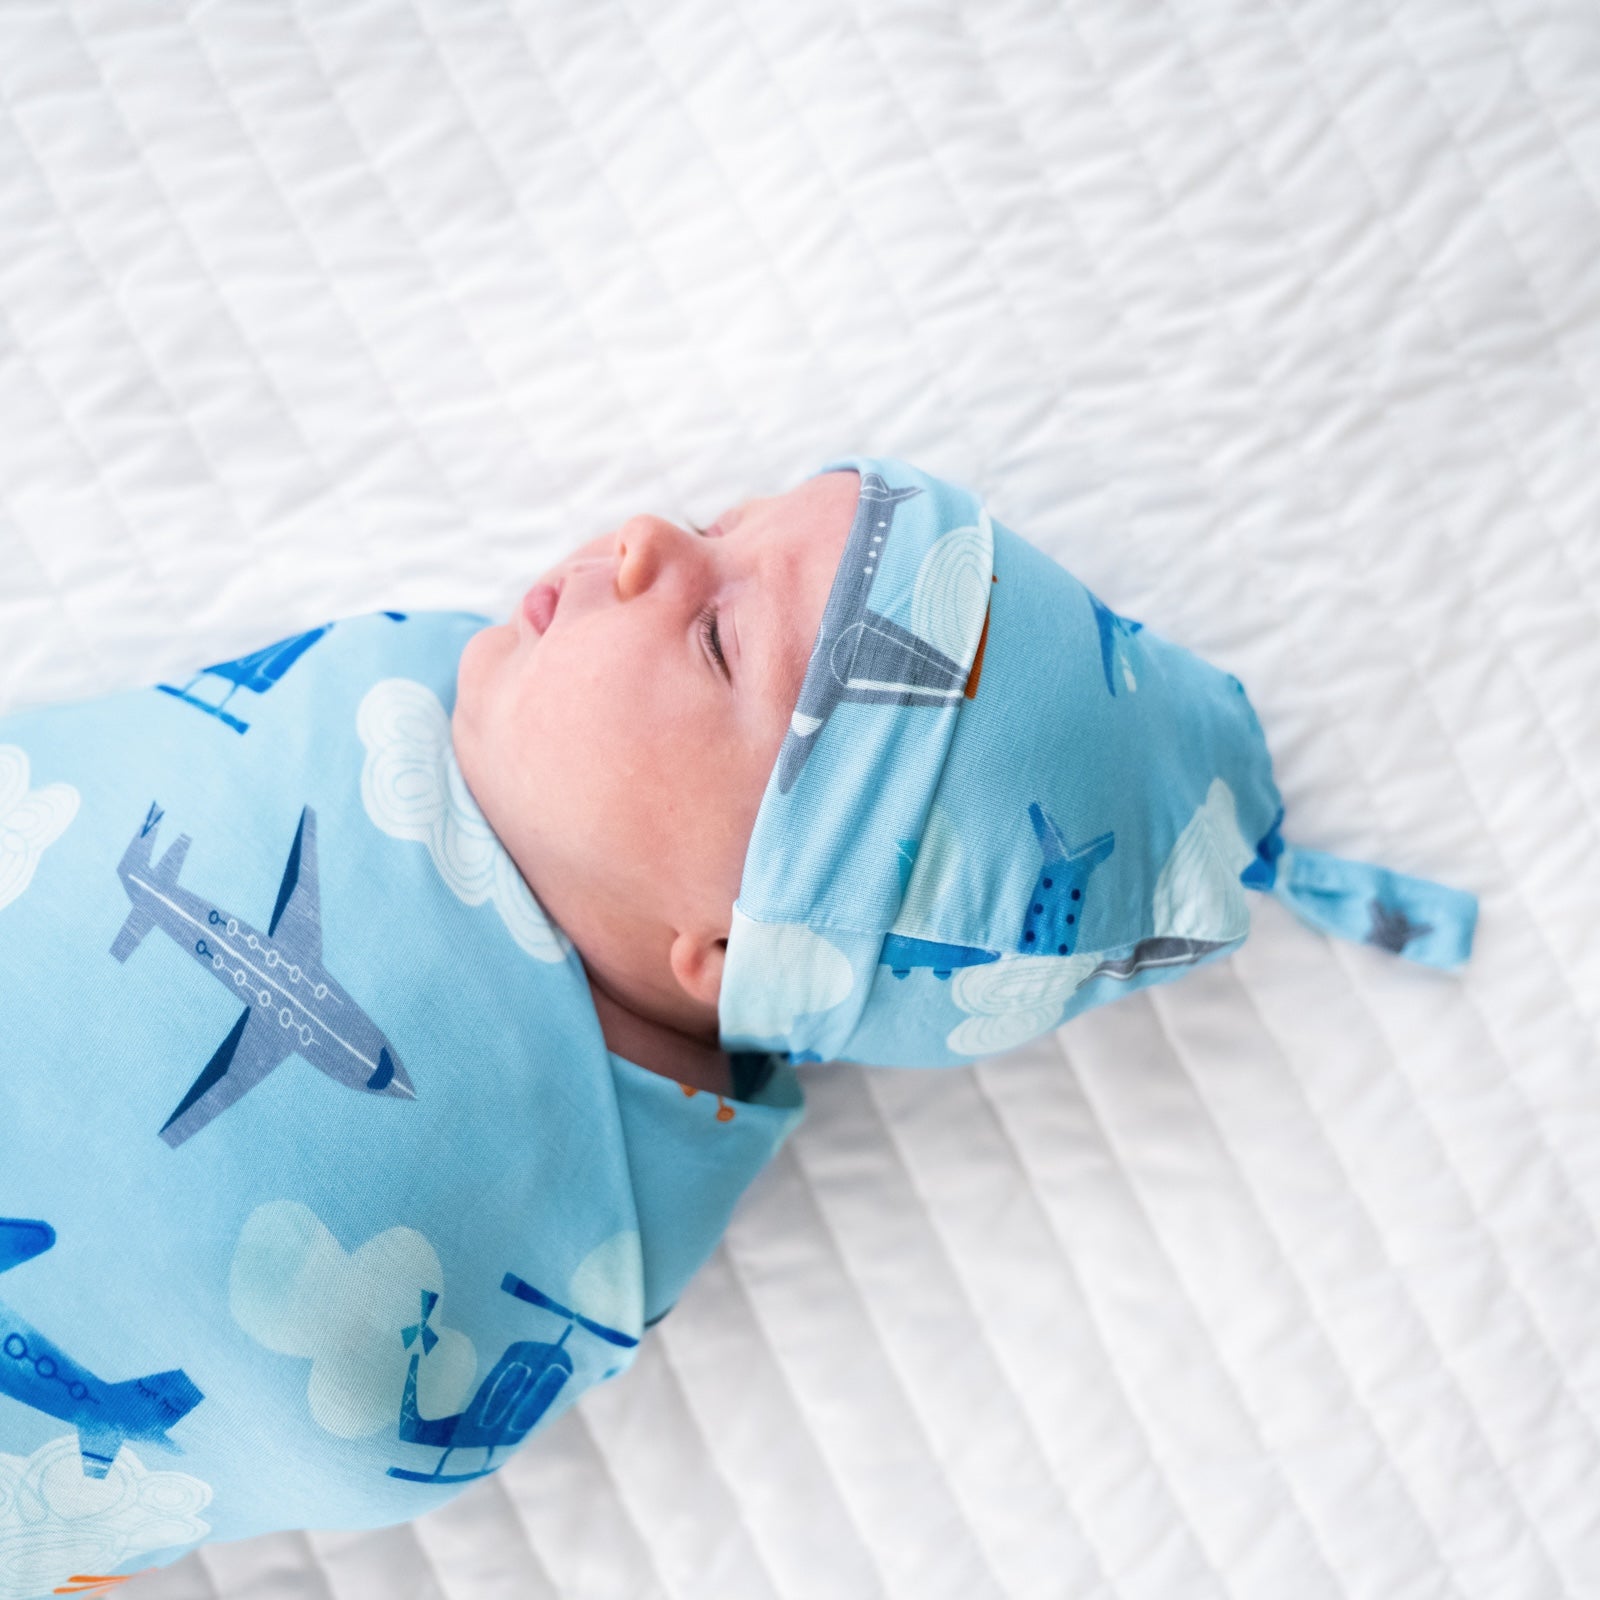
[70,1366,201,1477]
[115,803,159,881]
[154,832,191,884]
[106,1368,204,1442]
[112,803,191,961]
[117,802,191,882]
[1027,802,1114,874]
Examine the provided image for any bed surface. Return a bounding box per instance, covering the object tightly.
[2,1,1598,1595]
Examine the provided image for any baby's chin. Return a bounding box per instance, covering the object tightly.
[452,619,514,748]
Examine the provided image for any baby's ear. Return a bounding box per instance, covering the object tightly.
[667,927,727,1012]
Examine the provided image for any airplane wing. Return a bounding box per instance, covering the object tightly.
[160,1008,293,1148]
[266,805,323,964]
[849,610,970,699]
[0,1219,55,1274]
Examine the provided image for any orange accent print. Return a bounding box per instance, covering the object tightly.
[963,575,999,700]
[677,1082,737,1122]
[55,1574,153,1595]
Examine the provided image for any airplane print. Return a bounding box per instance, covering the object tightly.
[1088,591,1144,697]
[776,472,979,794]
[111,801,414,1147]
[882,799,1235,982]
[156,626,333,735]
[155,614,408,735]
[0,1219,203,1480]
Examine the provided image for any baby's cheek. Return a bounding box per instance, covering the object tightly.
[450,635,488,742]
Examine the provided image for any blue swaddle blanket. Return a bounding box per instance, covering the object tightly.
[719,456,1480,1067]
[0,459,1482,1596]
[0,612,802,1599]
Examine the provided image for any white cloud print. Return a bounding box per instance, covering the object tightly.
[357,679,571,963]
[722,908,857,1044]
[0,1434,210,1598]
[230,1201,478,1439]
[570,1229,644,1337]
[945,778,1255,1057]
[1152,776,1253,943]
[945,952,1100,1058]
[909,510,993,668]
[0,743,78,914]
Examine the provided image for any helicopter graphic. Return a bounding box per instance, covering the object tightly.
[386,1271,638,1485]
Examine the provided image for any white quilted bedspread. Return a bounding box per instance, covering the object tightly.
[3,2,1599,1597]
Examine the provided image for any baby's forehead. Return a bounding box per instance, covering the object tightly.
[732,473,859,714]
[720,486,785,523]
[734,466,857,520]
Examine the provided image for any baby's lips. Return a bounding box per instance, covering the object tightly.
[521,578,561,634]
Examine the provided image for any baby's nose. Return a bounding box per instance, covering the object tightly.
[615,514,696,595]
[616,512,679,552]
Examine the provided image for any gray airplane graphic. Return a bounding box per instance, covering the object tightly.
[112,801,415,1147]
[776,472,978,794]
[0,1218,203,1479]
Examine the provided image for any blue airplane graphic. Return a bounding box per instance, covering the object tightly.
[777,472,979,794]
[387,1273,638,1485]
[881,800,1232,982]
[1088,592,1144,697]
[880,802,1114,979]
[0,1219,203,1480]
[156,615,408,734]
[157,626,333,735]
[1240,805,1286,890]
[1021,781,1250,981]
[881,933,1001,980]
[1020,802,1114,958]
[112,801,415,1147]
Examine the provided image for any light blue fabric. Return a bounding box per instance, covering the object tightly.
[718,456,1480,1068]
[0,612,802,1598]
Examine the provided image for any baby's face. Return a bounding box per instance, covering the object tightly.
[452,468,860,1036]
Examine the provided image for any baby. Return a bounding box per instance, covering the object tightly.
[450,467,861,1101]
[0,456,1476,1598]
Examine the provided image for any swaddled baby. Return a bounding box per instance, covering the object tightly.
[0,458,1476,1597]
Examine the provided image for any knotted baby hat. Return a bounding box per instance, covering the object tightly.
[717,455,1479,1069]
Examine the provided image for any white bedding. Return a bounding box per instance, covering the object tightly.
[3,1,1598,1596]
